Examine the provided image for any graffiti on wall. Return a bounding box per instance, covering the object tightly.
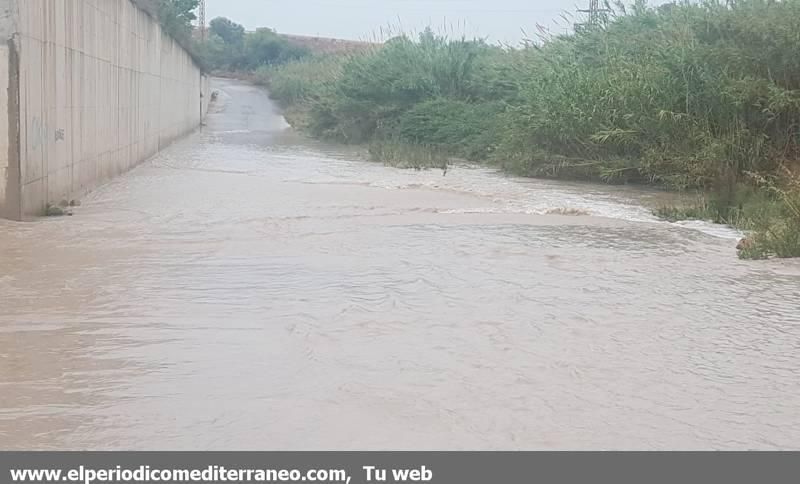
[30,117,66,150]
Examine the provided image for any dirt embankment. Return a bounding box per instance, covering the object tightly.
[280,34,376,55]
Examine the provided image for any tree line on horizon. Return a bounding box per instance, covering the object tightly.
[152,0,309,70]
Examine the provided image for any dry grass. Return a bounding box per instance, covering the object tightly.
[280,34,378,55]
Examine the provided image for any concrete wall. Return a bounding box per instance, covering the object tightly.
[0,0,208,219]
[0,45,9,213]
[0,0,13,216]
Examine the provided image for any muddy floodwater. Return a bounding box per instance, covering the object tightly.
[1,78,799,450]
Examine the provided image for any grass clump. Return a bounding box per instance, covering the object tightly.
[654,174,800,259]
[737,174,800,259]
[254,55,347,106]
[655,183,779,226]
[43,204,72,217]
[654,204,711,223]
[368,139,450,171]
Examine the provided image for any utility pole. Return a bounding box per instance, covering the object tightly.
[198,0,207,41]
[576,0,610,32]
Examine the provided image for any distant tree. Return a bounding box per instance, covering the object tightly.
[243,28,309,69]
[197,35,233,70]
[197,21,311,72]
[158,0,200,41]
[210,17,246,46]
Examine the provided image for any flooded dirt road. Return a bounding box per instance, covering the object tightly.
[1,78,799,450]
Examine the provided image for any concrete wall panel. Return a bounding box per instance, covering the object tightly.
[0,0,206,218]
[0,45,9,208]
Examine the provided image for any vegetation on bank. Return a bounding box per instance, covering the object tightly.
[153,0,199,41]
[139,0,201,54]
[147,1,310,71]
[198,19,310,72]
[251,0,800,259]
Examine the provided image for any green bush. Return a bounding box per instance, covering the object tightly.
[368,139,450,171]
[397,99,504,160]
[257,55,348,106]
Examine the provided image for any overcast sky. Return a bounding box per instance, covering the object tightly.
[206,0,589,44]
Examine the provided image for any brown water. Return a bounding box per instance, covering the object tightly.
[1,78,799,450]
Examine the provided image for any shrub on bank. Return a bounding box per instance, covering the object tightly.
[736,174,800,259]
[255,55,349,106]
